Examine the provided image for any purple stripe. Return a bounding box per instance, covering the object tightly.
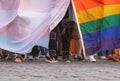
[85,37,120,56]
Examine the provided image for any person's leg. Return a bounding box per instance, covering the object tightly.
[48,28,59,63]
[106,50,113,56]
[56,27,62,58]
[0,49,2,54]
[28,46,39,60]
[98,51,104,56]
[62,37,71,62]
[75,39,83,60]
[38,47,47,58]
[98,51,107,60]
[49,42,58,62]
[61,22,72,62]
[114,48,120,55]
[107,49,119,62]
[0,49,2,60]
[118,48,120,55]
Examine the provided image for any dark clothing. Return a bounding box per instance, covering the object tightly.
[98,50,113,56]
[29,46,40,58]
[61,23,72,60]
[61,20,79,60]
[49,19,80,60]
[49,26,61,60]
[39,46,48,56]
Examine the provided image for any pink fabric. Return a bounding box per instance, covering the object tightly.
[0,0,70,54]
[0,0,19,10]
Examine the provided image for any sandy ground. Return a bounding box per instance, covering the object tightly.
[0,58,120,81]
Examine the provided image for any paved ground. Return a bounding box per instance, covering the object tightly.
[0,59,120,81]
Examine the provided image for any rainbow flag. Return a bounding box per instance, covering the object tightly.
[74,0,120,55]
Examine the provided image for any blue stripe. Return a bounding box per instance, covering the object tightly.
[83,26,120,46]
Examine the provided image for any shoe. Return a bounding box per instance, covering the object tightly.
[15,57,22,63]
[15,54,25,63]
[107,54,119,62]
[28,55,34,60]
[74,55,77,59]
[45,58,58,63]
[99,56,107,60]
[63,58,71,63]
[65,60,71,63]
[51,60,58,63]
[89,55,96,62]
[45,59,52,63]
[45,56,51,60]
[77,55,83,61]
[51,58,58,63]
[45,56,52,63]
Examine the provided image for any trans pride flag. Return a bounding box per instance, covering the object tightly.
[0,0,70,54]
[74,0,120,55]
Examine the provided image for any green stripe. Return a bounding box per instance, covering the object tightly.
[80,14,120,34]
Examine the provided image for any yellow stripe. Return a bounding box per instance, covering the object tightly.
[78,4,120,23]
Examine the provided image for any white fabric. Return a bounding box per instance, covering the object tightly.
[0,0,70,54]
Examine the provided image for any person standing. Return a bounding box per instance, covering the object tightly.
[48,25,61,63]
[61,20,81,62]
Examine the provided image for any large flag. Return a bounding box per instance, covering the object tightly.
[74,0,120,55]
[0,0,70,54]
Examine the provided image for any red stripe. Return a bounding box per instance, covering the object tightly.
[74,0,120,12]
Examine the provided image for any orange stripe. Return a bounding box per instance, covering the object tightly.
[77,4,120,23]
[74,0,120,12]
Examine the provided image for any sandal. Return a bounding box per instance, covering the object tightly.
[15,54,25,63]
[107,54,119,62]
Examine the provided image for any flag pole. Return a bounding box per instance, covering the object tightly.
[71,0,86,59]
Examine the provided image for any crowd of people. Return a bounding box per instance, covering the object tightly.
[0,46,120,63]
[0,19,120,63]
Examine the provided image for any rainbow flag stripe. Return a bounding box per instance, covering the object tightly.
[74,0,120,55]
